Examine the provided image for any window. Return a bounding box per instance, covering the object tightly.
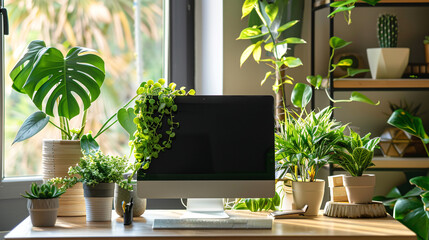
[1,0,194,183]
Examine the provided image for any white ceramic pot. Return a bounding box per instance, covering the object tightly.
[42,140,85,216]
[83,183,115,222]
[367,48,409,79]
[27,198,59,227]
[114,183,147,217]
[292,180,325,216]
[343,174,375,204]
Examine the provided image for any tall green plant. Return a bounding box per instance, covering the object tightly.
[11,40,105,142]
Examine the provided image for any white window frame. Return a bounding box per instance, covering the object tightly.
[0,0,195,200]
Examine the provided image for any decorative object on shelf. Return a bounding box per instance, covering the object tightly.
[332,129,380,204]
[114,183,146,217]
[328,175,348,202]
[324,201,386,218]
[367,14,410,79]
[22,182,65,227]
[424,36,429,63]
[379,127,427,157]
[387,109,429,157]
[403,63,429,78]
[333,53,367,78]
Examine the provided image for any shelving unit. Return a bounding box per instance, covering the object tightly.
[310,0,429,175]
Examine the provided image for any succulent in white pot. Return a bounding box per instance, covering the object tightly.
[332,130,381,204]
[367,14,409,79]
[22,182,65,227]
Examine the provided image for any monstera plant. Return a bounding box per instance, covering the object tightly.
[11,40,105,143]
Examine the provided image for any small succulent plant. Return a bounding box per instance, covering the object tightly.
[377,14,398,48]
[22,182,66,199]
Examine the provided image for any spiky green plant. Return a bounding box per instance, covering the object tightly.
[377,14,398,48]
[22,182,65,199]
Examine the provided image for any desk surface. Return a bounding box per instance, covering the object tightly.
[5,210,416,240]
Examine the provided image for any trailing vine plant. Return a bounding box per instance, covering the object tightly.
[131,78,195,180]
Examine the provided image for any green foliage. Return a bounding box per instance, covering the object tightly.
[388,100,422,116]
[332,130,380,177]
[12,111,49,144]
[68,151,130,187]
[132,79,195,170]
[328,0,380,25]
[275,107,345,182]
[232,192,281,212]
[424,36,429,44]
[377,14,398,48]
[22,182,65,199]
[377,176,429,240]
[80,133,100,154]
[10,40,105,141]
[387,109,429,156]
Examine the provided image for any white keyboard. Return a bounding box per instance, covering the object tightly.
[152,218,273,229]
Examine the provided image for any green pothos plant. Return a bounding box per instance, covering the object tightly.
[131,78,195,180]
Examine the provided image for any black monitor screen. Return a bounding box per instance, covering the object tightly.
[137,96,274,181]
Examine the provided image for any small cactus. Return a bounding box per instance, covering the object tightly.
[377,14,398,48]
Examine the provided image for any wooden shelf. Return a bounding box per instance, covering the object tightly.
[332,78,429,89]
[371,157,429,169]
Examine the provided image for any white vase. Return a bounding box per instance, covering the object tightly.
[27,198,59,227]
[83,183,115,222]
[343,174,375,204]
[42,140,85,216]
[292,180,325,216]
[366,48,409,79]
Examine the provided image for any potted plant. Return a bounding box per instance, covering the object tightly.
[332,130,380,204]
[10,40,105,216]
[22,182,65,227]
[367,14,409,79]
[275,107,345,215]
[52,151,130,222]
[424,36,429,64]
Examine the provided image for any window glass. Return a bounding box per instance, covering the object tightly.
[4,0,165,177]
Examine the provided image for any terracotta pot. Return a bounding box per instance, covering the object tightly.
[27,198,59,227]
[343,174,375,204]
[83,183,114,222]
[114,183,147,217]
[42,140,85,216]
[425,44,429,64]
[292,180,325,216]
[367,48,409,79]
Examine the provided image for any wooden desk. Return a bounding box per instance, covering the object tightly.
[5,210,416,240]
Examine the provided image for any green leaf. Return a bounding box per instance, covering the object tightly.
[80,133,100,154]
[117,107,138,140]
[347,68,370,77]
[394,197,422,220]
[327,5,355,18]
[306,75,323,89]
[277,20,299,33]
[245,198,258,212]
[330,0,355,7]
[265,2,278,23]
[291,83,312,109]
[261,71,272,86]
[335,58,353,67]
[13,111,49,144]
[385,187,402,199]
[361,0,380,6]
[279,37,306,44]
[11,41,105,120]
[283,57,303,68]
[394,198,429,240]
[253,43,262,63]
[388,110,429,145]
[410,176,429,191]
[242,0,257,19]
[237,27,267,40]
[240,44,256,66]
[349,92,380,105]
[264,42,274,52]
[329,36,352,49]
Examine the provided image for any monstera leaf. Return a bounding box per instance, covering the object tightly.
[10,40,105,120]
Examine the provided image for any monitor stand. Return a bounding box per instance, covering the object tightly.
[180,198,229,219]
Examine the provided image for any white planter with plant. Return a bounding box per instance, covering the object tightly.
[367,14,409,79]
[276,107,345,216]
[22,182,65,227]
[333,130,380,204]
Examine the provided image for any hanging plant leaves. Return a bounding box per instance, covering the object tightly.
[12,111,49,144]
[291,83,312,109]
[80,133,100,154]
[118,107,138,140]
[10,40,105,120]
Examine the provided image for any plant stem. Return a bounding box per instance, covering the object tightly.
[422,140,429,157]
[49,120,72,139]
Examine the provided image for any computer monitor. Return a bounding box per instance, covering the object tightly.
[137,95,275,218]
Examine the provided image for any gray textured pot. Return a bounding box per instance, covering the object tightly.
[83,183,114,222]
[114,183,147,217]
[27,198,59,227]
